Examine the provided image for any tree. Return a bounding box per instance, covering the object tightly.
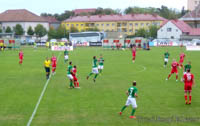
[14,24,24,35]
[70,26,79,33]
[135,28,148,38]
[149,25,159,38]
[27,26,34,36]
[5,26,12,33]
[48,27,57,40]
[0,28,2,33]
[34,24,47,38]
[56,25,69,39]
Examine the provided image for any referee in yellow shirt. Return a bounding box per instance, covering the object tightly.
[44,57,51,79]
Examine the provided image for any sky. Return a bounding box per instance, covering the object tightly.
[0,0,187,15]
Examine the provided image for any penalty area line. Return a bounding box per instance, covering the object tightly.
[26,52,61,126]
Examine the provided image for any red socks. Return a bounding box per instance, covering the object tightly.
[185,95,187,101]
[176,75,178,80]
[189,96,192,102]
[168,74,171,79]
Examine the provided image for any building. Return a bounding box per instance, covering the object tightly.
[73,8,96,15]
[157,20,200,40]
[181,4,200,28]
[62,14,166,35]
[188,0,200,11]
[43,16,60,29]
[0,9,49,37]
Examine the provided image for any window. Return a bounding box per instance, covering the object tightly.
[101,24,104,26]
[146,23,149,26]
[161,29,163,32]
[195,0,198,4]
[67,24,69,26]
[167,28,172,32]
[81,24,84,27]
[176,29,178,32]
[135,23,138,26]
[96,24,99,26]
[141,23,144,26]
[135,29,138,33]
[107,24,110,26]
[112,29,114,32]
[129,23,133,26]
[71,24,74,27]
[76,24,79,26]
[112,23,115,26]
[129,29,133,32]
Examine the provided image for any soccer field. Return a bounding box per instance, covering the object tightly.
[0,47,200,126]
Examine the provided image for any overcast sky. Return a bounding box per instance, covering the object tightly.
[0,0,187,15]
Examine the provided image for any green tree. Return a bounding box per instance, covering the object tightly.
[149,25,159,38]
[27,26,34,36]
[34,24,47,38]
[0,28,2,33]
[56,25,69,39]
[70,26,79,33]
[14,24,24,35]
[48,27,57,40]
[135,28,149,38]
[5,26,12,33]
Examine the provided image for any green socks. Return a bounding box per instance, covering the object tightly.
[121,106,127,112]
[94,74,98,79]
[131,109,136,116]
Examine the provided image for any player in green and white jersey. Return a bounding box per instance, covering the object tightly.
[87,56,99,82]
[64,49,69,63]
[184,61,192,74]
[119,81,138,119]
[164,50,170,67]
[98,54,104,74]
[67,61,74,88]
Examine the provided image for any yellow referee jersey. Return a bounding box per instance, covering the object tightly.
[44,60,51,68]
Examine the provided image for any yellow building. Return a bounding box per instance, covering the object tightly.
[62,14,166,35]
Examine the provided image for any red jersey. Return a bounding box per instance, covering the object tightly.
[180,53,185,61]
[171,62,179,70]
[19,52,23,59]
[72,68,77,77]
[51,56,57,65]
[183,73,194,86]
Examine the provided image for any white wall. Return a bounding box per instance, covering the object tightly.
[157,21,182,39]
[2,22,49,39]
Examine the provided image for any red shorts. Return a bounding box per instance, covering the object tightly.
[19,57,23,60]
[132,53,136,57]
[171,69,178,74]
[179,60,183,64]
[184,84,192,91]
[73,76,78,81]
[52,64,56,68]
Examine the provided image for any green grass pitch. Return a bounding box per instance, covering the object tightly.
[0,47,200,126]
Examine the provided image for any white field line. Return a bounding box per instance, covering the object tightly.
[26,52,61,126]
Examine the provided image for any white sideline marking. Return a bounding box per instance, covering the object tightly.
[26,52,61,126]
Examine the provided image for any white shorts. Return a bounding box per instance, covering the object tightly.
[164,58,168,62]
[67,74,73,80]
[92,67,99,74]
[98,65,104,70]
[125,97,137,108]
[65,55,69,60]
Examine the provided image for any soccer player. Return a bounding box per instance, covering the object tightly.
[51,54,57,75]
[87,56,99,82]
[119,81,138,119]
[64,49,69,63]
[44,57,51,79]
[179,52,185,69]
[164,50,170,67]
[183,69,195,104]
[184,61,192,74]
[72,65,80,88]
[166,59,179,81]
[98,54,104,74]
[67,61,74,89]
[131,46,136,63]
[19,50,24,65]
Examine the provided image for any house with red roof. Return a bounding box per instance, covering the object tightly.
[0,9,49,38]
[157,20,200,40]
[73,9,96,15]
[43,16,60,29]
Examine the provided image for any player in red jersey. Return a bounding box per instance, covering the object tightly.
[166,59,179,81]
[51,54,57,75]
[179,52,185,69]
[131,46,136,63]
[183,69,195,104]
[72,65,80,88]
[19,50,24,65]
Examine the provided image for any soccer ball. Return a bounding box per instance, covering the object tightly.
[122,48,125,51]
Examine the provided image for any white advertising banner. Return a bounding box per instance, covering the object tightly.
[51,46,73,51]
[186,46,200,51]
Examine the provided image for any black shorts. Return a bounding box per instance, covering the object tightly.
[45,67,50,73]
